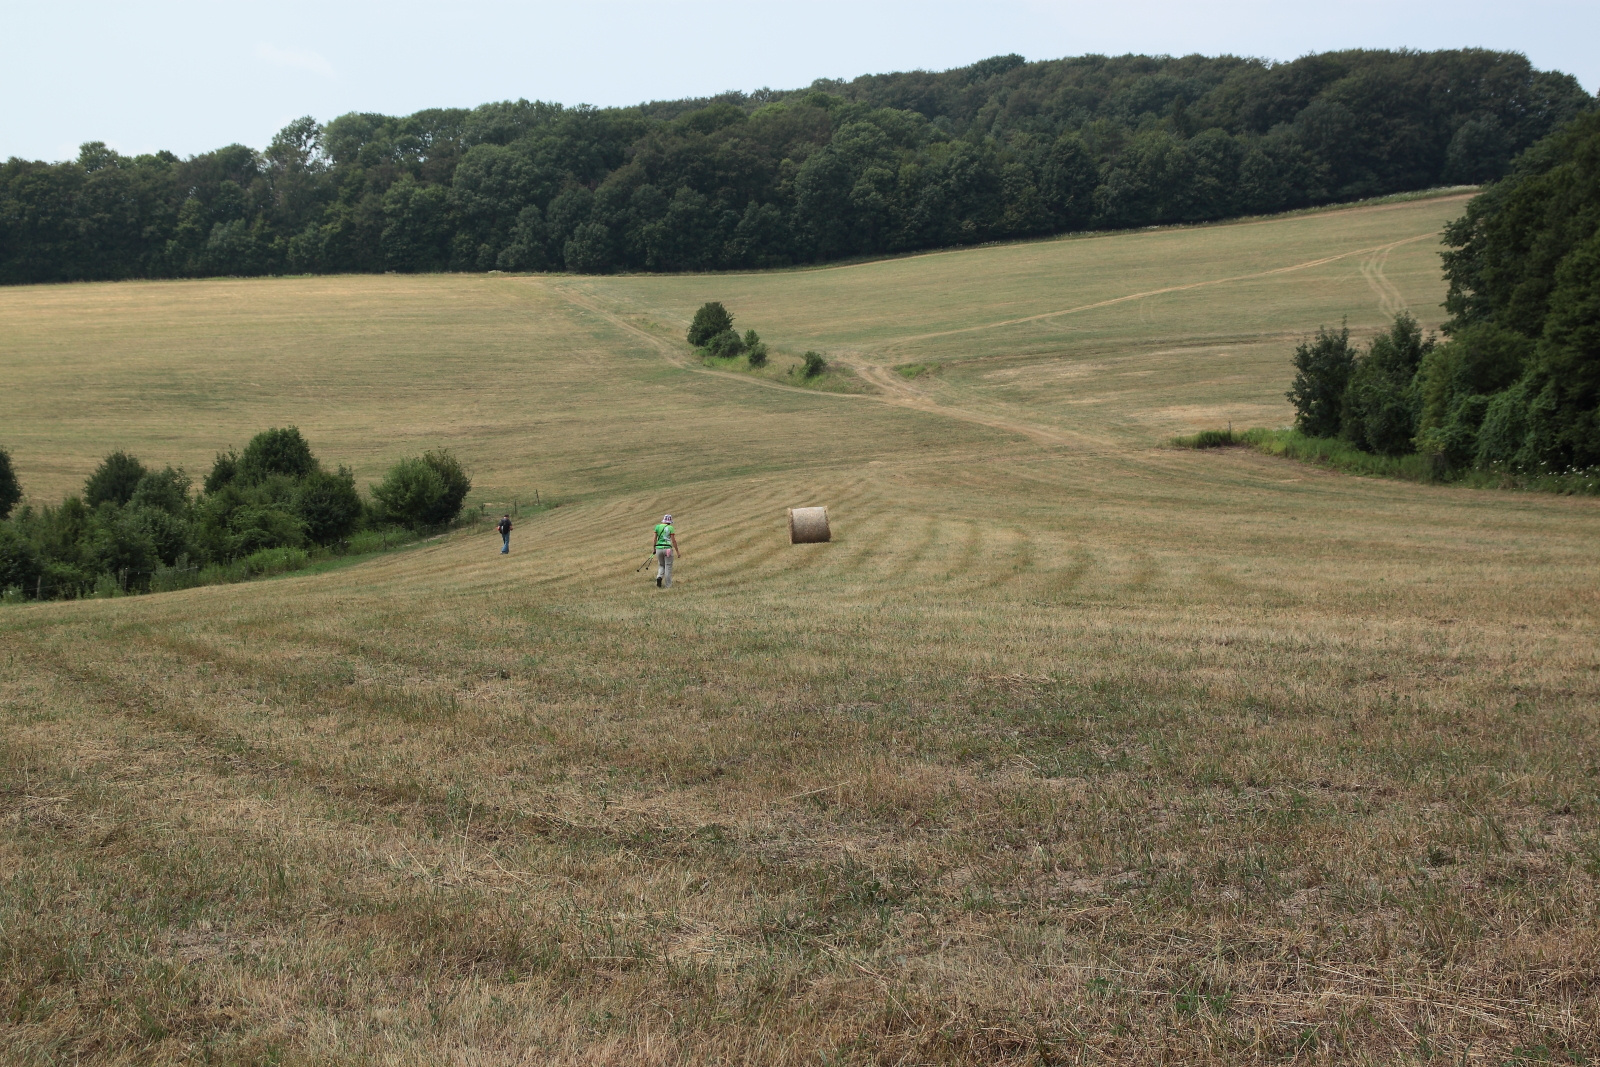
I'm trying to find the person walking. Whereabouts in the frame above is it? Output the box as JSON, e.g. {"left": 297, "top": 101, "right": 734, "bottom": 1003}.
{"left": 496, "top": 513, "right": 512, "bottom": 554}
{"left": 652, "top": 513, "right": 680, "bottom": 588}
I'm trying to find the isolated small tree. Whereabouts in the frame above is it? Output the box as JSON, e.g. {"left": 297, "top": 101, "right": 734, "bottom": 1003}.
{"left": 84, "top": 451, "right": 147, "bottom": 509}
{"left": 1286, "top": 324, "right": 1354, "bottom": 438}
{"left": 687, "top": 302, "right": 734, "bottom": 346}
{"left": 0, "top": 446, "right": 21, "bottom": 520}
{"left": 801, "top": 351, "right": 828, "bottom": 378}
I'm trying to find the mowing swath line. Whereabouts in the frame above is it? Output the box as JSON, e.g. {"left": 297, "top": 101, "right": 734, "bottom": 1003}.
{"left": 879, "top": 232, "right": 1442, "bottom": 349}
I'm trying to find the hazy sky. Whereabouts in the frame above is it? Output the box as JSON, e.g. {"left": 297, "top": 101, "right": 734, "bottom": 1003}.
{"left": 4, "top": 0, "right": 1596, "bottom": 162}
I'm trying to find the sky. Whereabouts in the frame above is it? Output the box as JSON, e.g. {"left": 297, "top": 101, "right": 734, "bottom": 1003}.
{"left": 3, "top": 0, "right": 1597, "bottom": 163}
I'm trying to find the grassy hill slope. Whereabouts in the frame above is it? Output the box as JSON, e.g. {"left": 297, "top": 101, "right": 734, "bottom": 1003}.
{"left": 3, "top": 193, "right": 1598, "bottom": 1064}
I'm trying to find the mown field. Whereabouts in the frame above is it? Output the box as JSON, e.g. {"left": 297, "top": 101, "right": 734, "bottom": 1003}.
{"left": 3, "top": 192, "right": 1599, "bottom": 1065}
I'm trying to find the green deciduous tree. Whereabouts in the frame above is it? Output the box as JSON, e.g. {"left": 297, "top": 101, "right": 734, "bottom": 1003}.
{"left": 370, "top": 450, "right": 472, "bottom": 529}
{"left": 84, "top": 451, "right": 147, "bottom": 508}
{"left": 130, "top": 466, "right": 192, "bottom": 516}
{"left": 1286, "top": 324, "right": 1355, "bottom": 438}
{"left": 294, "top": 466, "right": 364, "bottom": 544}
{"left": 237, "top": 427, "right": 320, "bottom": 484}
{"left": 1342, "top": 313, "right": 1434, "bottom": 456}
{"left": 687, "top": 302, "right": 734, "bottom": 346}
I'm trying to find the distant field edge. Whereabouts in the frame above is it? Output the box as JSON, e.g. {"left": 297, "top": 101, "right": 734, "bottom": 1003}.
{"left": 0, "top": 187, "right": 1482, "bottom": 291}
{"left": 1170, "top": 427, "right": 1600, "bottom": 496}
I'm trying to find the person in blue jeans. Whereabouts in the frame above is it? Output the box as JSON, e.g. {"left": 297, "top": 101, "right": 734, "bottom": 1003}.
{"left": 496, "top": 513, "right": 512, "bottom": 553}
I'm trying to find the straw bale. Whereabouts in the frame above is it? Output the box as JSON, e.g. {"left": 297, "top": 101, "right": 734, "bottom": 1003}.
{"left": 788, "top": 506, "right": 831, "bottom": 544}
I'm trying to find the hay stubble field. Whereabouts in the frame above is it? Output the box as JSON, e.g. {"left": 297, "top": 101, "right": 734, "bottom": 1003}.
{"left": 3, "top": 192, "right": 1599, "bottom": 1064}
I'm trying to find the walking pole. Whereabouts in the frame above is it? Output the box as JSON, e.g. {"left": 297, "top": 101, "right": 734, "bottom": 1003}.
{"left": 635, "top": 554, "right": 655, "bottom": 573}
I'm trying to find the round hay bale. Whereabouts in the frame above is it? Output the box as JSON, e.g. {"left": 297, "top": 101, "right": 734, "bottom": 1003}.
{"left": 788, "top": 506, "right": 831, "bottom": 544}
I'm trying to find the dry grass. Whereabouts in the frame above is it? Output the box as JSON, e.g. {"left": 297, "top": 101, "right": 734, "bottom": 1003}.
{"left": 3, "top": 194, "right": 1599, "bottom": 1064}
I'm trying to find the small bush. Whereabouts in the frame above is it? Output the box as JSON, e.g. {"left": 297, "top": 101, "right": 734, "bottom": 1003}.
{"left": 228, "top": 504, "right": 307, "bottom": 554}
{"left": 801, "top": 351, "right": 827, "bottom": 378}
{"left": 744, "top": 330, "right": 767, "bottom": 367}
{"left": 704, "top": 329, "right": 745, "bottom": 359}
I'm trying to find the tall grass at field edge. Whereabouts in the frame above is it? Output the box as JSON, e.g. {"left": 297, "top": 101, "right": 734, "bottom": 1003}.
{"left": 1170, "top": 427, "right": 1600, "bottom": 495}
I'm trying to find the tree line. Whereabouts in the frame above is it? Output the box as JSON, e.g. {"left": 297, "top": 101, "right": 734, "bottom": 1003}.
{"left": 0, "top": 429, "right": 472, "bottom": 600}
{"left": 3, "top": 49, "right": 1594, "bottom": 284}
{"left": 1286, "top": 110, "right": 1600, "bottom": 479}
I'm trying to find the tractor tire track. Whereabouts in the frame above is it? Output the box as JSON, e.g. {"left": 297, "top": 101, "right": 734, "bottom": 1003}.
{"left": 1360, "top": 243, "right": 1409, "bottom": 317}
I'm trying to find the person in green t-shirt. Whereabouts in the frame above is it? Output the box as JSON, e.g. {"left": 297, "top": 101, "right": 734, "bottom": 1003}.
{"left": 652, "top": 514, "right": 681, "bottom": 588}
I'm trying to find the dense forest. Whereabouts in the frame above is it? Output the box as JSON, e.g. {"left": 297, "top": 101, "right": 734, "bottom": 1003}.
{"left": 1286, "top": 110, "right": 1600, "bottom": 477}
{"left": 2, "top": 49, "right": 1594, "bottom": 283}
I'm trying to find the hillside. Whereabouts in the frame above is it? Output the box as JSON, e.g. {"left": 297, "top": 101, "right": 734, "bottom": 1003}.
{"left": 2, "top": 49, "right": 1593, "bottom": 284}
{"left": 3, "top": 195, "right": 1598, "bottom": 1063}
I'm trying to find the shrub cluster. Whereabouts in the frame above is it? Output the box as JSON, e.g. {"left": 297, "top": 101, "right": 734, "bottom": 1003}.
{"left": 688, "top": 302, "right": 769, "bottom": 367}
{"left": 0, "top": 430, "right": 472, "bottom": 601}
{"left": 1286, "top": 111, "right": 1600, "bottom": 479}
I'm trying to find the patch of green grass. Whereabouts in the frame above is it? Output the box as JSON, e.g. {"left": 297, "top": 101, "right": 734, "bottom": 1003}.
{"left": 895, "top": 362, "right": 940, "bottom": 380}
